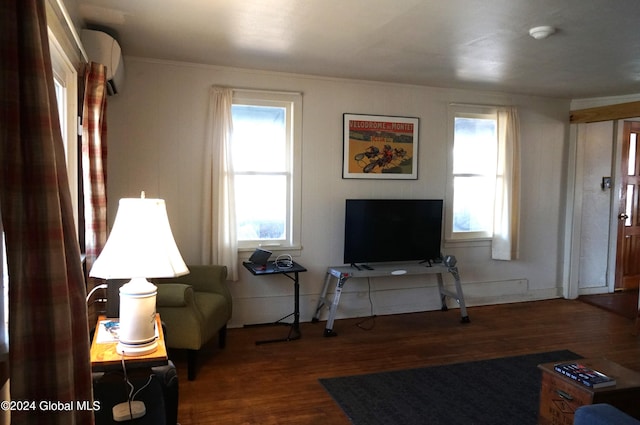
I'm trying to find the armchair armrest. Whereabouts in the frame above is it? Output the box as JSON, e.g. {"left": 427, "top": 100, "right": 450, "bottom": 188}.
{"left": 156, "top": 283, "right": 194, "bottom": 307}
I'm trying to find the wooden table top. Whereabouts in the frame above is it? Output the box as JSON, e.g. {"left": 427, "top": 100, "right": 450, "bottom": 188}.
{"left": 90, "top": 314, "right": 168, "bottom": 371}
{"left": 539, "top": 358, "right": 640, "bottom": 391}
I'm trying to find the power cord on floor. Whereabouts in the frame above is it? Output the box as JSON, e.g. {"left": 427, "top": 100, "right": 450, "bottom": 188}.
{"left": 355, "top": 278, "right": 376, "bottom": 331}
{"left": 112, "top": 355, "right": 153, "bottom": 422}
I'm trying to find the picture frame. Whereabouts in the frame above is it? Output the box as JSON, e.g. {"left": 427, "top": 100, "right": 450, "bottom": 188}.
{"left": 342, "top": 113, "right": 419, "bottom": 179}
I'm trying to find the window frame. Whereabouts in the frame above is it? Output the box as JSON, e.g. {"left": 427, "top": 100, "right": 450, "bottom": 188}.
{"left": 48, "top": 28, "right": 79, "bottom": 235}
{"left": 231, "top": 90, "right": 302, "bottom": 252}
{"left": 0, "top": 219, "right": 6, "bottom": 353}
{"left": 445, "top": 105, "right": 498, "bottom": 242}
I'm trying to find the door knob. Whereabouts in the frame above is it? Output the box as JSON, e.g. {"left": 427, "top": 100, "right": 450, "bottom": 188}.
{"left": 619, "top": 213, "right": 629, "bottom": 220}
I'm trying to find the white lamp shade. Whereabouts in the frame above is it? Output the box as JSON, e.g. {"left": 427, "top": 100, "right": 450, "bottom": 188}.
{"left": 89, "top": 197, "right": 189, "bottom": 279}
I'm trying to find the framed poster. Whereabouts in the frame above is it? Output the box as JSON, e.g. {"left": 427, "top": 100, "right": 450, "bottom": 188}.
{"left": 342, "top": 113, "right": 419, "bottom": 179}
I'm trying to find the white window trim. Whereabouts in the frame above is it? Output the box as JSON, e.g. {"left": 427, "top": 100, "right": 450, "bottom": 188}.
{"left": 232, "top": 90, "right": 302, "bottom": 254}
{"left": 445, "top": 104, "right": 498, "bottom": 242}
{"left": 0, "top": 219, "right": 7, "bottom": 355}
{"left": 49, "top": 28, "right": 79, "bottom": 235}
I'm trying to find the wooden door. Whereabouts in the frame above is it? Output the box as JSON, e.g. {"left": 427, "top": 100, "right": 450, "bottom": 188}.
{"left": 615, "top": 121, "right": 640, "bottom": 290}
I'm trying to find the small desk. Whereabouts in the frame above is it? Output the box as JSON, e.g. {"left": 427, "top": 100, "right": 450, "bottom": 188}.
{"left": 312, "top": 262, "right": 469, "bottom": 337}
{"left": 243, "top": 260, "right": 307, "bottom": 345}
{"left": 90, "top": 314, "right": 168, "bottom": 372}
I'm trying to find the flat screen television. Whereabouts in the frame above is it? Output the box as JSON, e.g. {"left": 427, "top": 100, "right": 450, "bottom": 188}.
{"left": 343, "top": 199, "right": 443, "bottom": 265}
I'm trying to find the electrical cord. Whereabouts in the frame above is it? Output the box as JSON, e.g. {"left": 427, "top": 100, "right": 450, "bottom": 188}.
{"left": 120, "top": 354, "right": 154, "bottom": 419}
{"left": 131, "top": 376, "right": 153, "bottom": 401}
{"left": 86, "top": 283, "right": 107, "bottom": 303}
{"left": 355, "top": 278, "right": 376, "bottom": 331}
{"left": 120, "top": 355, "right": 134, "bottom": 419}
{"left": 274, "top": 254, "right": 293, "bottom": 269}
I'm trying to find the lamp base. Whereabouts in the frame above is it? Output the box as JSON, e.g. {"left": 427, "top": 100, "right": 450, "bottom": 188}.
{"left": 116, "top": 339, "right": 158, "bottom": 357}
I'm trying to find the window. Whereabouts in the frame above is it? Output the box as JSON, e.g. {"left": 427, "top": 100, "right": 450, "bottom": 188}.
{"left": 48, "top": 29, "right": 79, "bottom": 233}
{"left": 447, "top": 106, "right": 498, "bottom": 240}
{"left": 1, "top": 219, "right": 6, "bottom": 351}
{"left": 231, "top": 91, "right": 302, "bottom": 250}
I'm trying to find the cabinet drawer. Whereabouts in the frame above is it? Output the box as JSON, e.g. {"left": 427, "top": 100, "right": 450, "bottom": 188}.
{"left": 539, "top": 373, "right": 593, "bottom": 425}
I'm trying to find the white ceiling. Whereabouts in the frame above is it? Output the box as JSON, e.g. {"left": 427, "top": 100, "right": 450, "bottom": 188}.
{"left": 76, "top": 0, "right": 640, "bottom": 99}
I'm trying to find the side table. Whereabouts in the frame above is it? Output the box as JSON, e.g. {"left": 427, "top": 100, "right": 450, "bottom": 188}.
{"left": 242, "top": 260, "right": 307, "bottom": 345}
{"left": 90, "top": 314, "right": 168, "bottom": 371}
{"left": 90, "top": 314, "right": 176, "bottom": 424}
{"left": 538, "top": 358, "right": 640, "bottom": 425}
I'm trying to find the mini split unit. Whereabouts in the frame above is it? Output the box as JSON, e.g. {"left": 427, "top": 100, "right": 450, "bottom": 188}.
{"left": 81, "top": 29, "right": 125, "bottom": 95}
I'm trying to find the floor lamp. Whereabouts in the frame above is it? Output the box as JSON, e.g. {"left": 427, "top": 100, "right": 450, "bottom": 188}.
{"left": 89, "top": 193, "right": 189, "bottom": 356}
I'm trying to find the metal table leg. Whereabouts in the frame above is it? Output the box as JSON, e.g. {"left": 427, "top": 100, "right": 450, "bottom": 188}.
{"left": 436, "top": 267, "right": 470, "bottom": 323}
{"left": 324, "top": 275, "right": 348, "bottom": 337}
{"left": 252, "top": 271, "right": 303, "bottom": 344}
{"left": 312, "top": 271, "right": 333, "bottom": 323}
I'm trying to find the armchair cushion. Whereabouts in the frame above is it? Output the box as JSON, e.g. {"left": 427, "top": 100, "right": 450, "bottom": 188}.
{"left": 153, "top": 265, "right": 232, "bottom": 380}
{"left": 195, "top": 292, "right": 231, "bottom": 330}
{"left": 168, "top": 265, "right": 230, "bottom": 299}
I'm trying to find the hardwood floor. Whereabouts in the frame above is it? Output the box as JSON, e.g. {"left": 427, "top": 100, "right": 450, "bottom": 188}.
{"left": 580, "top": 289, "right": 638, "bottom": 320}
{"left": 170, "top": 299, "right": 640, "bottom": 425}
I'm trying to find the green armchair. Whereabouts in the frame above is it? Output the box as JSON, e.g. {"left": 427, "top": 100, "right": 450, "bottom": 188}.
{"left": 154, "top": 265, "right": 232, "bottom": 380}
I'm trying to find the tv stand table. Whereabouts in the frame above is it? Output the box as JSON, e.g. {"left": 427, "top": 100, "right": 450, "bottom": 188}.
{"left": 312, "top": 261, "right": 469, "bottom": 337}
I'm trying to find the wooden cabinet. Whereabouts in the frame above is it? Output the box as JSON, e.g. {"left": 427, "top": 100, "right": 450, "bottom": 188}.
{"left": 538, "top": 358, "right": 640, "bottom": 425}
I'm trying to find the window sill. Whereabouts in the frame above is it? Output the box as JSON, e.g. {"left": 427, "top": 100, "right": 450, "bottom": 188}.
{"left": 238, "top": 245, "right": 302, "bottom": 260}
{"left": 444, "top": 238, "right": 491, "bottom": 249}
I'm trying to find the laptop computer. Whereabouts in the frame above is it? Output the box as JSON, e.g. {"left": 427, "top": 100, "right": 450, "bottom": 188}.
{"left": 248, "top": 248, "right": 272, "bottom": 268}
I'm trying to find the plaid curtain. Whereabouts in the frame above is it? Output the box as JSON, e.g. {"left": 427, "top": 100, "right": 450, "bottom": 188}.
{"left": 0, "top": 1, "right": 94, "bottom": 424}
{"left": 82, "top": 62, "right": 108, "bottom": 297}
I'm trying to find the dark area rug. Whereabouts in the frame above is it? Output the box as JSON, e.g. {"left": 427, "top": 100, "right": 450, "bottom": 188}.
{"left": 319, "top": 350, "right": 582, "bottom": 425}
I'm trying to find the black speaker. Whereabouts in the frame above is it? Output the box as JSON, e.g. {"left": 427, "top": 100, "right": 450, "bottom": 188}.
{"left": 105, "top": 279, "right": 127, "bottom": 318}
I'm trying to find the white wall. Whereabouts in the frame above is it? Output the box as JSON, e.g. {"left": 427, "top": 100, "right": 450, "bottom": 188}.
{"left": 107, "top": 57, "right": 571, "bottom": 327}
{"left": 576, "top": 121, "right": 615, "bottom": 291}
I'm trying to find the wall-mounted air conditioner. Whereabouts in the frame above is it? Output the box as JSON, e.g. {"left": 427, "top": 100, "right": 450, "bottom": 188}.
{"left": 81, "top": 29, "right": 125, "bottom": 95}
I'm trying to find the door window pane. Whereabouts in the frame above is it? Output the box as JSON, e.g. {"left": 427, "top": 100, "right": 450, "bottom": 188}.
{"left": 628, "top": 133, "right": 637, "bottom": 176}
{"left": 626, "top": 185, "right": 634, "bottom": 227}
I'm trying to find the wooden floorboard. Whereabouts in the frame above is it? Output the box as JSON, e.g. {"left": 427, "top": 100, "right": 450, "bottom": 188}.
{"left": 579, "top": 289, "right": 638, "bottom": 320}
{"left": 170, "top": 299, "right": 640, "bottom": 424}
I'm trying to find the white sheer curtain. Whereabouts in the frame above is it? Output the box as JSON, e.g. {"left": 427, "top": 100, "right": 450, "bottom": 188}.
{"left": 492, "top": 107, "right": 521, "bottom": 260}
{"left": 202, "top": 86, "right": 239, "bottom": 280}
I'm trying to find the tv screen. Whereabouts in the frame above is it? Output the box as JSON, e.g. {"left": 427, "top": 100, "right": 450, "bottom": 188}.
{"left": 343, "top": 199, "right": 443, "bottom": 264}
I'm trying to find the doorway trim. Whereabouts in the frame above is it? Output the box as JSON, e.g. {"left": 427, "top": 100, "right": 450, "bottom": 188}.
{"left": 564, "top": 118, "right": 638, "bottom": 299}
{"left": 607, "top": 120, "right": 623, "bottom": 292}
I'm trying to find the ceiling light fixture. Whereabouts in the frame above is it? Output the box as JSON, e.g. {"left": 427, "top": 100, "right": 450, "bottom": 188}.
{"left": 529, "top": 26, "right": 556, "bottom": 40}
